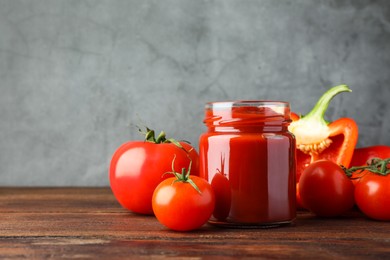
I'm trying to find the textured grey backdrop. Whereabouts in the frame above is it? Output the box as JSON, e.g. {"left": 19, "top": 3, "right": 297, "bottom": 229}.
{"left": 1, "top": 0, "right": 389, "bottom": 186}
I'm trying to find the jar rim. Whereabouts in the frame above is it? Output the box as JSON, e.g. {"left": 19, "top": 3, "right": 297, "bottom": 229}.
{"left": 205, "top": 100, "right": 289, "bottom": 109}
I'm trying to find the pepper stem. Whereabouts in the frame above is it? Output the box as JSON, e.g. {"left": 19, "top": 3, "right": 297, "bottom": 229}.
{"left": 303, "top": 84, "right": 351, "bottom": 124}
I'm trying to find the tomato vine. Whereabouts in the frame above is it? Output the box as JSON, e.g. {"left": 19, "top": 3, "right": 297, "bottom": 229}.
{"left": 343, "top": 158, "right": 390, "bottom": 177}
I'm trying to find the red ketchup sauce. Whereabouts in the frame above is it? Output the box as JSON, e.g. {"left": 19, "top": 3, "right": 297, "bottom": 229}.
{"left": 199, "top": 101, "right": 296, "bottom": 228}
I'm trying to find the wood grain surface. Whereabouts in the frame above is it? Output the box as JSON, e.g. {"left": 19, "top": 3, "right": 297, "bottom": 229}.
{"left": 0, "top": 188, "right": 389, "bottom": 259}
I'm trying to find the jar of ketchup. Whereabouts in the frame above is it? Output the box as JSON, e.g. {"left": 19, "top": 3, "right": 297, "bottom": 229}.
{"left": 199, "top": 101, "right": 296, "bottom": 228}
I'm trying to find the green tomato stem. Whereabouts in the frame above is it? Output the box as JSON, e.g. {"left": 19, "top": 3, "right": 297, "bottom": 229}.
{"left": 138, "top": 126, "right": 184, "bottom": 150}
{"left": 343, "top": 158, "right": 390, "bottom": 177}
{"left": 165, "top": 155, "right": 202, "bottom": 194}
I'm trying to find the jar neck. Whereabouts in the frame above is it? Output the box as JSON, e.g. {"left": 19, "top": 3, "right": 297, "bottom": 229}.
{"left": 203, "top": 101, "right": 291, "bottom": 133}
{"left": 208, "top": 125, "right": 289, "bottom": 133}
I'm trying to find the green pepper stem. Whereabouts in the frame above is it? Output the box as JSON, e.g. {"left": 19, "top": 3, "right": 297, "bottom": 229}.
{"left": 303, "top": 85, "right": 351, "bottom": 124}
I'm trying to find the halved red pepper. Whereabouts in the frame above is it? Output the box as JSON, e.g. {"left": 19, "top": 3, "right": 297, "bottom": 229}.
{"left": 289, "top": 85, "right": 359, "bottom": 207}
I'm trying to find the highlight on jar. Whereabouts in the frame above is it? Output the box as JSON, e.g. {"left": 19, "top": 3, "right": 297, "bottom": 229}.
{"left": 199, "top": 101, "right": 296, "bottom": 228}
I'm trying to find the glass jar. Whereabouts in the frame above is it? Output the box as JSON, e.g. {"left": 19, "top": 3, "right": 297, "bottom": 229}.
{"left": 199, "top": 101, "right": 296, "bottom": 228}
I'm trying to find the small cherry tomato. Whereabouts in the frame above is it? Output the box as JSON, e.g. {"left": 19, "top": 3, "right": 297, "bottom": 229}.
{"left": 211, "top": 172, "right": 231, "bottom": 220}
{"left": 299, "top": 160, "right": 355, "bottom": 217}
{"left": 210, "top": 155, "right": 231, "bottom": 221}
{"left": 152, "top": 158, "right": 215, "bottom": 231}
{"left": 354, "top": 172, "right": 390, "bottom": 221}
{"left": 295, "top": 183, "right": 305, "bottom": 210}
{"left": 350, "top": 158, "right": 390, "bottom": 221}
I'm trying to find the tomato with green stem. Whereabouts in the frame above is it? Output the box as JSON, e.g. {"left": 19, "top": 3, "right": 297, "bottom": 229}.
{"left": 109, "top": 127, "right": 199, "bottom": 215}
{"left": 299, "top": 160, "right": 355, "bottom": 217}
{"left": 344, "top": 158, "right": 390, "bottom": 221}
{"left": 152, "top": 156, "right": 215, "bottom": 231}
{"left": 210, "top": 154, "right": 231, "bottom": 221}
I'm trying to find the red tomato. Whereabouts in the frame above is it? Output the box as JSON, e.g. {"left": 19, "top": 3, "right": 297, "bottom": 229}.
{"left": 211, "top": 172, "right": 231, "bottom": 220}
{"left": 354, "top": 171, "right": 390, "bottom": 221}
{"left": 152, "top": 175, "right": 215, "bottom": 231}
{"left": 110, "top": 140, "right": 199, "bottom": 215}
{"left": 295, "top": 183, "right": 305, "bottom": 210}
{"left": 299, "top": 160, "right": 355, "bottom": 217}
{"left": 295, "top": 151, "right": 311, "bottom": 209}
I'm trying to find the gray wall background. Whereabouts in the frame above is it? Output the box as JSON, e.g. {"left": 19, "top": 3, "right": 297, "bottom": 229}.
{"left": 1, "top": 0, "right": 389, "bottom": 186}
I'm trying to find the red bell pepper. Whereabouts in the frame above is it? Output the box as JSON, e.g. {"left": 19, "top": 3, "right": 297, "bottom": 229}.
{"left": 350, "top": 145, "right": 390, "bottom": 166}
{"left": 289, "top": 85, "right": 359, "bottom": 208}
{"left": 289, "top": 85, "right": 359, "bottom": 181}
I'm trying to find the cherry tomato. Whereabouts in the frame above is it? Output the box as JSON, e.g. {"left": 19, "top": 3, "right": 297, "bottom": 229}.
{"left": 354, "top": 171, "right": 390, "bottom": 221}
{"left": 152, "top": 174, "right": 215, "bottom": 231}
{"left": 109, "top": 129, "right": 199, "bottom": 215}
{"left": 299, "top": 160, "right": 355, "bottom": 217}
{"left": 295, "top": 151, "right": 311, "bottom": 209}
{"left": 295, "top": 183, "right": 305, "bottom": 209}
{"left": 211, "top": 172, "right": 231, "bottom": 220}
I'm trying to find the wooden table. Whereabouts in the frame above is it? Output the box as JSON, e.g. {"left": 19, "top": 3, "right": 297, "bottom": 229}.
{"left": 0, "top": 188, "right": 389, "bottom": 259}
